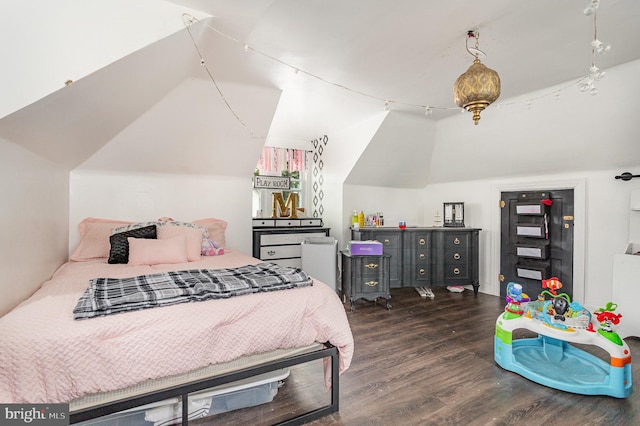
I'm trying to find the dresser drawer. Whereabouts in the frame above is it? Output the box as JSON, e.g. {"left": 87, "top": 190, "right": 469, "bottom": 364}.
{"left": 252, "top": 219, "right": 275, "bottom": 227}
{"left": 353, "top": 277, "right": 386, "bottom": 294}
{"left": 299, "top": 218, "right": 323, "bottom": 227}
{"left": 444, "top": 264, "right": 469, "bottom": 280}
{"left": 444, "top": 233, "right": 471, "bottom": 249}
{"left": 414, "top": 250, "right": 429, "bottom": 263}
{"left": 444, "top": 245, "right": 470, "bottom": 281}
{"left": 275, "top": 219, "right": 301, "bottom": 227}
{"left": 444, "top": 246, "right": 470, "bottom": 263}
{"left": 260, "top": 244, "right": 302, "bottom": 260}
{"left": 354, "top": 256, "right": 387, "bottom": 277}
{"left": 261, "top": 232, "right": 327, "bottom": 245}
{"left": 406, "top": 232, "right": 431, "bottom": 249}
{"left": 269, "top": 258, "right": 302, "bottom": 268}
{"left": 374, "top": 233, "right": 401, "bottom": 249}
{"left": 410, "top": 264, "right": 431, "bottom": 282}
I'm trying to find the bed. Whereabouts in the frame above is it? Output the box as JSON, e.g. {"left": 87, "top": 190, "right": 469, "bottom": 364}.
{"left": 0, "top": 217, "right": 354, "bottom": 425}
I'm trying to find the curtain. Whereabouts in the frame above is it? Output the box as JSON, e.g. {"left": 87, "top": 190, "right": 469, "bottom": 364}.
{"left": 256, "top": 147, "right": 309, "bottom": 174}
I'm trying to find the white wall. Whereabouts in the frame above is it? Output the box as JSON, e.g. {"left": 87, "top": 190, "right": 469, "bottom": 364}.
{"left": 0, "top": 140, "right": 69, "bottom": 317}
{"left": 70, "top": 171, "right": 253, "bottom": 255}
{"left": 430, "top": 60, "right": 640, "bottom": 184}
{"left": 583, "top": 171, "right": 640, "bottom": 304}
{"left": 342, "top": 184, "right": 425, "bottom": 249}
{"left": 320, "top": 113, "right": 388, "bottom": 248}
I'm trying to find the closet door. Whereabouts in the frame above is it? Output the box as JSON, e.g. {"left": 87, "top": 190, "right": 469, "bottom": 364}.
{"left": 499, "top": 190, "right": 574, "bottom": 300}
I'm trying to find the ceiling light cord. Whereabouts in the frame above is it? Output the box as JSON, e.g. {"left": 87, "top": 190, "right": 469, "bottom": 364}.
{"left": 182, "top": 13, "right": 452, "bottom": 115}
{"left": 465, "top": 29, "right": 483, "bottom": 59}
{"left": 183, "top": 14, "right": 264, "bottom": 139}
{"left": 182, "top": 7, "right": 609, "bottom": 121}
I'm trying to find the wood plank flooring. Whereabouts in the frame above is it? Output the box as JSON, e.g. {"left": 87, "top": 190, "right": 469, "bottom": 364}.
{"left": 195, "top": 287, "right": 639, "bottom": 425}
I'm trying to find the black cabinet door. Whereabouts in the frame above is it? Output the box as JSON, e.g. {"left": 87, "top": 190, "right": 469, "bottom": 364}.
{"left": 403, "top": 231, "right": 432, "bottom": 287}
{"left": 500, "top": 190, "right": 574, "bottom": 300}
{"left": 432, "top": 229, "right": 479, "bottom": 292}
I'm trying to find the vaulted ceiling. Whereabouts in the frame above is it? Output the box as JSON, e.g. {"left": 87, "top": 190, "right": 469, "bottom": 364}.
{"left": 168, "top": 0, "right": 640, "bottom": 131}
{"left": 1, "top": 1, "right": 640, "bottom": 183}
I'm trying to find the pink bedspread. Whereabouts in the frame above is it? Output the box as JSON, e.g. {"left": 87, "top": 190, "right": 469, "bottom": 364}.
{"left": 0, "top": 251, "right": 354, "bottom": 404}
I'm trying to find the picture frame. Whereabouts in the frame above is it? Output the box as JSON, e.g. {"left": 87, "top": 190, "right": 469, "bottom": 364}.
{"left": 443, "top": 202, "right": 465, "bottom": 227}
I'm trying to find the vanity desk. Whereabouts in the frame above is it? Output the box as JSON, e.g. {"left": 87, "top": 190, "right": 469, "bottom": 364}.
{"left": 252, "top": 218, "right": 329, "bottom": 268}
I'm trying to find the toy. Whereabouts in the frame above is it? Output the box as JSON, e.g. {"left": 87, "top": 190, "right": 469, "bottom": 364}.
{"left": 494, "top": 280, "right": 633, "bottom": 398}
{"left": 594, "top": 302, "right": 623, "bottom": 345}
{"left": 201, "top": 239, "right": 225, "bottom": 256}
{"left": 504, "top": 282, "right": 530, "bottom": 319}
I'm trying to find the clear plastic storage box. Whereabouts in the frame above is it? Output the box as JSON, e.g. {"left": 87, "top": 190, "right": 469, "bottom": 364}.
{"left": 77, "top": 368, "right": 290, "bottom": 425}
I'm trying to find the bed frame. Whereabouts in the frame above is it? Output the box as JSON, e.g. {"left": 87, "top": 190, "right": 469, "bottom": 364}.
{"left": 69, "top": 343, "right": 339, "bottom": 425}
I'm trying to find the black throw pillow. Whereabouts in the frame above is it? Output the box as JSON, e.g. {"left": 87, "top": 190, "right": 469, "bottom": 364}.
{"left": 108, "top": 225, "right": 157, "bottom": 264}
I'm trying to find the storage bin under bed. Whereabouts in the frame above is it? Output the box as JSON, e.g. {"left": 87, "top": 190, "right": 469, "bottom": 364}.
{"left": 76, "top": 368, "right": 290, "bottom": 426}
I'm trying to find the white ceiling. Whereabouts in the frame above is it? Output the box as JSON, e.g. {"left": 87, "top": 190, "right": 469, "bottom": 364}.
{"left": 167, "top": 0, "right": 640, "bottom": 141}
{"left": 2, "top": 0, "right": 639, "bottom": 183}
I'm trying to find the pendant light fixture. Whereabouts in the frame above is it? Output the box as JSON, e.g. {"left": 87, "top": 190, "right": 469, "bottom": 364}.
{"left": 453, "top": 30, "right": 501, "bottom": 125}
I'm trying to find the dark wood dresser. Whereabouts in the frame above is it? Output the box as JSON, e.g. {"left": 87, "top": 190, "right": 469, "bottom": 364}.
{"left": 350, "top": 227, "right": 480, "bottom": 293}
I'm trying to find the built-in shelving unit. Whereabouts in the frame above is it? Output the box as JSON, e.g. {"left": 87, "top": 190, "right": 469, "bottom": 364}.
{"left": 612, "top": 189, "right": 640, "bottom": 338}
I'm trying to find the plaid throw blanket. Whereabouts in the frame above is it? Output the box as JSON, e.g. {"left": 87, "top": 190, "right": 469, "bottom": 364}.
{"left": 73, "top": 263, "right": 312, "bottom": 320}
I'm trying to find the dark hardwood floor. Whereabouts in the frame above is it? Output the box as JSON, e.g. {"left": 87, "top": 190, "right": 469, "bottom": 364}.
{"left": 195, "top": 287, "right": 639, "bottom": 425}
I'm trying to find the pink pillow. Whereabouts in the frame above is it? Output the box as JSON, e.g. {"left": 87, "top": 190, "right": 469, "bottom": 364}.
{"left": 71, "top": 218, "right": 133, "bottom": 261}
{"left": 127, "top": 236, "right": 188, "bottom": 266}
{"left": 192, "top": 218, "right": 227, "bottom": 248}
{"left": 157, "top": 225, "right": 203, "bottom": 261}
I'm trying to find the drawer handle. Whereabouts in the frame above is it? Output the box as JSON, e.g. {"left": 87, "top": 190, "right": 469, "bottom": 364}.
{"left": 365, "top": 281, "right": 378, "bottom": 287}
{"left": 419, "top": 268, "right": 426, "bottom": 275}
{"left": 453, "top": 267, "right": 460, "bottom": 275}
{"left": 453, "top": 253, "right": 461, "bottom": 260}
{"left": 383, "top": 239, "right": 390, "bottom": 245}
{"left": 419, "top": 238, "right": 426, "bottom": 245}
{"left": 419, "top": 253, "right": 426, "bottom": 260}
{"left": 267, "top": 250, "right": 276, "bottom": 256}
{"left": 453, "top": 237, "right": 461, "bottom": 245}
{"left": 365, "top": 263, "right": 379, "bottom": 269}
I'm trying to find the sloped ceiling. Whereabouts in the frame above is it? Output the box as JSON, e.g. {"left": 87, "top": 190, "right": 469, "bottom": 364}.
{"left": 169, "top": 0, "right": 640, "bottom": 123}
{"left": 0, "top": 28, "right": 199, "bottom": 169}
{"left": 345, "top": 111, "right": 436, "bottom": 188}
{"left": 1, "top": 1, "right": 640, "bottom": 185}
{"left": 78, "top": 77, "right": 281, "bottom": 177}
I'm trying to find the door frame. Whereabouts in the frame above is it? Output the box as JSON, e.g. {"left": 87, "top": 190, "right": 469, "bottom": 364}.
{"left": 490, "top": 177, "right": 586, "bottom": 302}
